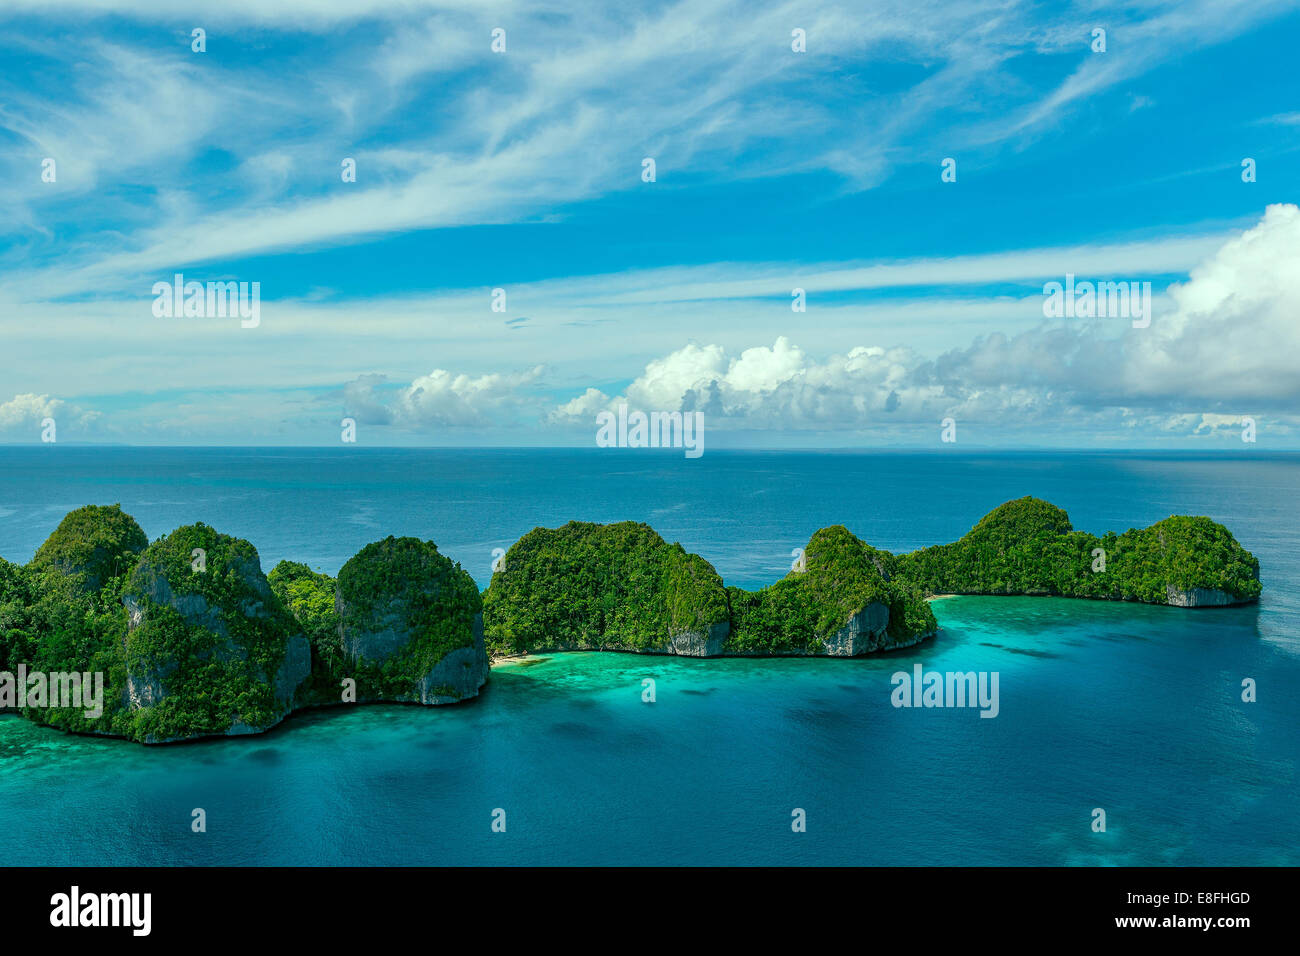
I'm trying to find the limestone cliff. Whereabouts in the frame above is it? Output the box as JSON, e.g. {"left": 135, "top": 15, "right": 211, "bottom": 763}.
{"left": 335, "top": 536, "right": 487, "bottom": 704}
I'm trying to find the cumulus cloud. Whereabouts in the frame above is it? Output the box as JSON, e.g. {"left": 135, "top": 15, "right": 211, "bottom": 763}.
{"left": 0, "top": 392, "right": 100, "bottom": 437}
{"left": 344, "top": 366, "right": 546, "bottom": 428}
{"left": 18, "top": 202, "right": 1288, "bottom": 446}
{"left": 341, "top": 373, "right": 394, "bottom": 425}
{"left": 548, "top": 387, "right": 611, "bottom": 424}
{"left": 0, "top": 392, "right": 63, "bottom": 427}
{"left": 917, "top": 204, "right": 1300, "bottom": 416}
{"left": 546, "top": 204, "right": 1300, "bottom": 438}
{"left": 549, "top": 337, "right": 942, "bottom": 429}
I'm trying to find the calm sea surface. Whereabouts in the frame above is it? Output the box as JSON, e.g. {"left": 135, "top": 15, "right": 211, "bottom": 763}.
{"left": 1, "top": 448, "right": 1295, "bottom": 865}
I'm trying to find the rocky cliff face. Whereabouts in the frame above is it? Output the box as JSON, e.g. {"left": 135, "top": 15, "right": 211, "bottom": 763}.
{"left": 337, "top": 601, "right": 414, "bottom": 662}
{"left": 821, "top": 602, "right": 892, "bottom": 656}
{"left": 482, "top": 521, "right": 732, "bottom": 657}
{"left": 415, "top": 616, "right": 490, "bottom": 703}
{"left": 666, "top": 621, "right": 730, "bottom": 657}
{"left": 275, "top": 633, "right": 313, "bottom": 705}
{"left": 336, "top": 536, "right": 487, "bottom": 704}
{"left": 725, "top": 526, "right": 938, "bottom": 656}
{"left": 1164, "top": 585, "right": 1242, "bottom": 607}
{"left": 123, "top": 573, "right": 312, "bottom": 714}
{"left": 118, "top": 524, "right": 311, "bottom": 743}
{"left": 337, "top": 605, "right": 489, "bottom": 705}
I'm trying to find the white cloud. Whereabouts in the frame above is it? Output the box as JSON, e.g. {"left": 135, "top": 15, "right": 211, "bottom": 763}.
{"left": 1120, "top": 203, "right": 1300, "bottom": 403}
{"left": 0, "top": 393, "right": 63, "bottom": 427}
{"left": 345, "top": 365, "right": 546, "bottom": 428}
{"left": 540, "top": 204, "right": 1300, "bottom": 438}
{"left": 0, "top": 392, "right": 101, "bottom": 438}
{"left": 548, "top": 387, "right": 610, "bottom": 423}
{"left": 5, "top": 204, "right": 1295, "bottom": 444}
{"left": 4, "top": 0, "right": 1284, "bottom": 298}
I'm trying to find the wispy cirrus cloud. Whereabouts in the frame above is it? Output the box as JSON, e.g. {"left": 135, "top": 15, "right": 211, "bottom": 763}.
{"left": 1, "top": 1, "right": 1297, "bottom": 445}
{"left": 3, "top": 0, "right": 1288, "bottom": 291}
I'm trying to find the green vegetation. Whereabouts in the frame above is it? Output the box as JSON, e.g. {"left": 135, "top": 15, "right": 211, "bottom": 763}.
{"left": 30, "top": 504, "right": 148, "bottom": 592}
{"left": 111, "top": 523, "right": 307, "bottom": 742}
{"left": 8, "top": 512, "right": 312, "bottom": 742}
{"left": 483, "top": 502, "right": 1257, "bottom": 658}
{"left": 482, "top": 521, "right": 934, "bottom": 656}
{"left": 0, "top": 558, "right": 34, "bottom": 675}
{"left": 893, "top": 497, "right": 1262, "bottom": 604}
{"left": 1104, "top": 515, "right": 1263, "bottom": 603}
{"left": 481, "top": 521, "right": 729, "bottom": 655}
{"left": 13, "top": 506, "right": 145, "bottom": 734}
{"left": 336, "top": 536, "right": 482, "bottom": 700}
{"left": 2, "top": 497, "right": 1262, "bottom": 744}
{"left": 727, "top": 526, "right": 935, "bottom": 653}
{"left": 268, "top": 560, "right": 344, "bottom": 703}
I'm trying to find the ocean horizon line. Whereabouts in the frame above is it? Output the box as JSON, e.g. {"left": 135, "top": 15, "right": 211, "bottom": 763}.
{"left": 2, "top": 443, "right": 1298, "bottom": 455}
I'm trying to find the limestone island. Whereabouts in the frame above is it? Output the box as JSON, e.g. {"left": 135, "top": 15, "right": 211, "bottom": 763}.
{"left": 0, "top": 497, "right": 1260, "bottom": 744}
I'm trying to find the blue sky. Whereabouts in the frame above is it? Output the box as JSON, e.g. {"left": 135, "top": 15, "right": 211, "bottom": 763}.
{"left": 1, "top": 0, "right": 1298, "bottom": 447}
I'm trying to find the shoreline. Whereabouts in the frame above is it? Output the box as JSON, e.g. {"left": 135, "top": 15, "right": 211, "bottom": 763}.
{"left": 8, "top": 497, "right": 1259, "bottom": 747}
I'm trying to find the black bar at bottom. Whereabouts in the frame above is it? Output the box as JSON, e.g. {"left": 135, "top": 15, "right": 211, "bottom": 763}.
{"left": 1, "top": 865, "right": 1284, "bottom": 942}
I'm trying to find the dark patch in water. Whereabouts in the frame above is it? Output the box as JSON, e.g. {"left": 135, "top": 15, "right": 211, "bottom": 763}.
{"left": 978, "top": 641, "right": 1060, "bottom": 658}
{"left": 549, "top": 721, "right": 594, "bottom": 736}
{"left": 246, "top": 747, "right": 281, "bottom": 763}
{"left": 680, "top": 688, "right": 716, "bottom": 696}
{"left": 784, "top": 705, "right": 843, "bottom": 725}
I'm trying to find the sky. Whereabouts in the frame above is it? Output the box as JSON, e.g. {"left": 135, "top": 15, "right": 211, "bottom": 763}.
{"left": 1, "top": 0, "right": 1298, "bottom": 448}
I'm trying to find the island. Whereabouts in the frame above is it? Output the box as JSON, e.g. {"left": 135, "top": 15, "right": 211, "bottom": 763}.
{"left": 481, "top": 520, "right": 937, "bottom": 657}
{"left": 0, "top": 497, "right": 1260, "bottom": 744}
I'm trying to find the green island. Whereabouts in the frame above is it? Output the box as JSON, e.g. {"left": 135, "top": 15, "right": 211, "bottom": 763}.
{"left": 0, "top": 497, "right": 1260, "bottom": 744}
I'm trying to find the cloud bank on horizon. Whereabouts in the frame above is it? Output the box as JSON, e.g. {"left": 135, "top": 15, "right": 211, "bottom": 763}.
{"left": 1, "top": 0, "right": 1298, "bottom": 447}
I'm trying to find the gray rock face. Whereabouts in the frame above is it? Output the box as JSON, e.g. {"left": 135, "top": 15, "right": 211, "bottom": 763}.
{"left": 275, "top": 634, "right": 313, "bottom": 705}
{"left": 822, "top": 602, "right": 891, "bottom": 656}
{"left": 415, "top": 615, "right": 490, "bottom": 703}
{"left": 122, "top": 591, "right": 239, "bottom": 711}
{"left": 127, "top": 555, "right": 274, "bottom": 639}
{"left": 514, "top": 607, "right": 935, "bottom": 659}
{"left": 125, "top": 664, "right": 169, "bottom": 709}
{"left": 336, "top": 599, "right": 414, "bottom": 663}
{"left": 666, "top": 621, "right": 730, "bottom": 657}
{"left": 120, "top": 554, "right": 312, "bottom": 727}
{"left": 1164, "top": 585, "right": 1241, "bottom": 607}
{"left": 338, "top": 587, "right": 489, "bottom": 704}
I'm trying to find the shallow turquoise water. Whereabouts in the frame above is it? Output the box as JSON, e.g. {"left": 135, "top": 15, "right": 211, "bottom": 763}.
{"left": 1, "top": 595, "right": 1293, "bottom": 865}
{"left": 0, "top": 449, "right": 1296, "bottom": 865}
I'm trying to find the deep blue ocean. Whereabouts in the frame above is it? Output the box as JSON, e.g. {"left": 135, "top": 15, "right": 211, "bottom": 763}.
{"left": 1, "top": 448, "right": 1296, "bottom": 865}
